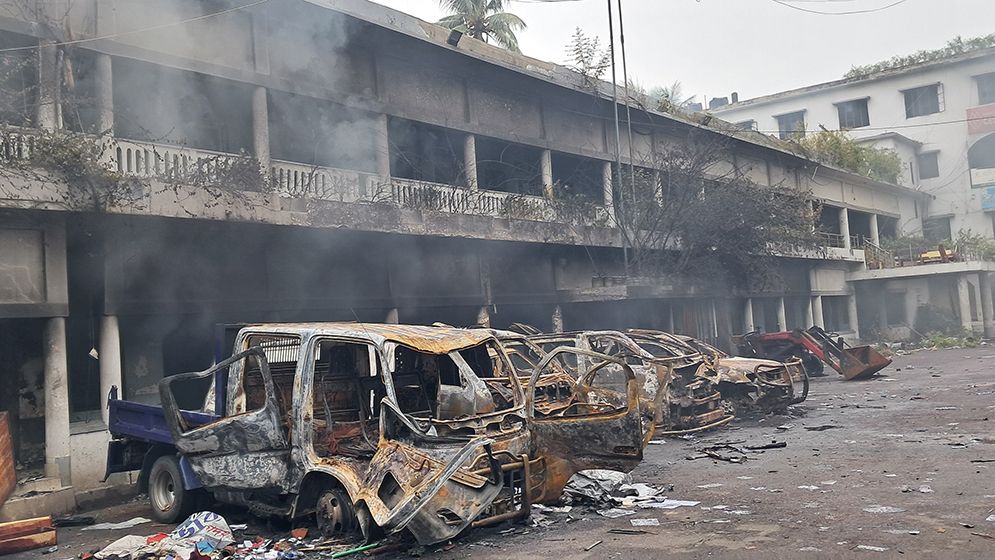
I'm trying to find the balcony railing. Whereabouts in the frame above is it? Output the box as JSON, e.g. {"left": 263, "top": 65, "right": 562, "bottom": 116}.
{"left": 1, "top": 129, "right": 605, "bottom": 225}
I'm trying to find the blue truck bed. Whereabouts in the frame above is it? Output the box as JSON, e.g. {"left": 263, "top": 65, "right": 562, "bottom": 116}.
{"left": 108, "top": 399, "right": 219, "bottom": 444}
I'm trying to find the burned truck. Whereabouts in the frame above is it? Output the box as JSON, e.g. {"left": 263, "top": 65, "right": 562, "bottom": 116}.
{"left": 520, "top": 330, "right": 734, "bottom": 436}
{"left": 105, "top": 323, "right": 645, "bottom": 545}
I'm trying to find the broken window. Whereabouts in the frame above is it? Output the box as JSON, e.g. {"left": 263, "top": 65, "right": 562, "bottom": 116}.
{"left": 904, "top": 84, "right": 943, "bottom": 118}
{"left": 978, "top": 72, "right": 995, "bottom": 105}
{"left": 775, "top": 110, "right": 805, "bottom": 140}
{"left": 239, "top": 334, "right": 302, "bottom": 420}
{"left": 114, "top": 58, "right": 254, "bottom": 153}
{"left": 918, "top": 151, "right": 940, "bottom": 180}
{"left": 474, "top": 136, "right": 542, "bottom": 195}
{"left": 311, "top": 339, "right": 382, "bottom": 458}
{"left": 269, "top": 91, "right": 378, "bottom": 172}
{"left": 552, "top": 152, "right": 604, "bottom": 203}
{"left": 923, "top": 216, "right": 952, "bottom": 243}
{"left": 821, "top": 296, "right": 851, "bottom": 333}
{"left": 387, "top": 341, "right": 515, "bottom": 423}
{"left": 0, "top": 32, "right": 35, "bottom": 127}
{"left": 388, "top": 117, "right": 466, "bottom": 185}
{"left": 836, "top": 98, "right": 870, "bottom": 129}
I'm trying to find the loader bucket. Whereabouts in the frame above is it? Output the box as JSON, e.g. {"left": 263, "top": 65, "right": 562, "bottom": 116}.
{"left": 840, "top": 345, "right": 892, "bottom": 380}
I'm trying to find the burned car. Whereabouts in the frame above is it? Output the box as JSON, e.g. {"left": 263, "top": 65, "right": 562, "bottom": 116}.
{"left": 628, "top": 329, "right": 808, "bottom": 413}
{"left": 107, "top": 323, "right": 645, "bottom": 545}
{"left": 520, "top": 329, "right": 734, "bottom": 436}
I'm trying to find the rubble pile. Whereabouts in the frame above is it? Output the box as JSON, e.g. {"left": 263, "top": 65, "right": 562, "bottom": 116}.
{"left": 92, "top": 512, "right": 376, "bottom": 560}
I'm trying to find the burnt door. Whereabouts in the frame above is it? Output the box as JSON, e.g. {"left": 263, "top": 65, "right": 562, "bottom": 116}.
{"left": 526, "top": 347, "right": 647, "bottom": 504}
{"left": 160, "top": 345, "right": 292, "bottom": 492}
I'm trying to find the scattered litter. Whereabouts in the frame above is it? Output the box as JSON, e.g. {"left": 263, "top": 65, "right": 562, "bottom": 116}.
{"left": 960, "top": 523, "right": 975, "bottom": 529}
{"left": 820, "top": 481, "right": 838, "bottom": 486}
{"left": 777, "top": 424, "right": 794, "bottom": 431}
{"left": 863, "top": 506, "right": 906, "bottom": 514}
{"left": 697, "top": 483, "right": 723, "bottom": 489}
{"left": 971, "top": 532, "right": 995, "bottom": 540}
{"left": 918, "top": 485, "right": 933, "bottom": 493}
{"left": 746, "top": 441, "right": 787, "bottom": 451}
{"left": 797, "top": 485, "right": 820, "bottom": 491}
{"left": 640, "top": 499, "right": 700, "bottom": 510}
{"left": 596, "top": 508, "right": 635, "bottom": 518}
{"left": 95, "top": 512, "right": 234, "bottom": 560}
{"left": 986, "top": 514, "right": 995, "bottom": 522}
{"left": 584, "top": 541, "right": 602, "bottom": 551}
{"left": 607, "top": 528, "right": 653, "bottom": 535}
{"left": 630, "top": 518, "right": 660, "bottom": 527}
{"left": 53, "top": 516, "right": 95, "bottom": 527}
{"left": 798, "top": 546, "right": 822, "bottom": 552}
{"left": 855, "top": 544, "right": 889, "bottom": 552}
{"left": 82, "top": 517, "right": 152, "bottom": 531}
{"left": 736, "top": 476, "right": 753, "bottom": 480}
{"left": 935, "top": 406, "right": 958, "bottom": 410}
{"left": 805, "top": 425, "right": 843, "bottom": 431}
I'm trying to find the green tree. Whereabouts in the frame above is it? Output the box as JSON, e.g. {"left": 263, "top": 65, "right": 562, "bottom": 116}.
{"left": 437, "top": 0, "right": 527, "bottom": 53}
{"left": 795, "top": 129, "right": 902, "bottom": 184}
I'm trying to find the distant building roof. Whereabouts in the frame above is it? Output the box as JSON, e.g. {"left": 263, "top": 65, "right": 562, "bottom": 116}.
{"left": 713, "top": 46, "right": 995, "bottom": 112}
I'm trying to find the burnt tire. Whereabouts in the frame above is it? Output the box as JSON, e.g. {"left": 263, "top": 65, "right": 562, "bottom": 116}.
{"left": 148, "top": 455, "right": 198, "bottom": 524}
{"left": 316, "top": 488, "right": 358, "bottom": 537}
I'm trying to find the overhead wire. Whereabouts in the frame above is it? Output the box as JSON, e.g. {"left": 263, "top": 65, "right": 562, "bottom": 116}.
{"left": 771, "top": 0, "right": 910, "bottom": 15}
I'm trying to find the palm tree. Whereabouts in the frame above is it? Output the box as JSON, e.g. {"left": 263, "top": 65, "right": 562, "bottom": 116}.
{"left": 437, "top": 0, "right": 527, "bottom": 53}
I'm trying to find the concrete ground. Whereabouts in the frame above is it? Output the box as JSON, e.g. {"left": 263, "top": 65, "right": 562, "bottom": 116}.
{"left": 10, "top": 347, "right": 995, "bottom": 559}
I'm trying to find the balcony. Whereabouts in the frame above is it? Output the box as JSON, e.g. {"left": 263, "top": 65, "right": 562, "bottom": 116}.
{"left": 1, "top": 129, "right": 607, "bottom": 227}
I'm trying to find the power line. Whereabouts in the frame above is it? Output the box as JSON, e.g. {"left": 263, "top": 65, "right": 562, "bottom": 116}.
{"left": 772, "top": 0, "right": 910, "bottom": 15}
{"left": 0, "top": 0, "right": 271, "bottom": 54}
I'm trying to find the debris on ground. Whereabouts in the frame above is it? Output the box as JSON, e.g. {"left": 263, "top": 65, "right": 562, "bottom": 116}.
{"left": 0, "top": 516, "right": 57, "bottom": 555}
{"left": 53, "top": 516, "right": 96, "bottom": 528}
{"left": 82, "top": 517, "right": 152, "bottom": 531}
{"left": 804, "top": 425, "right": 843, "bottom": 431}
{"left": 862, "top": 505, "right": 907, "bottom": 514}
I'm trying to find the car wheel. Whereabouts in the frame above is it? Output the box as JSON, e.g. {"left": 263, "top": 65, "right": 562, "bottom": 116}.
{"left": 316, "top": 487, "right": 358, "bottom": 536}
{"left": 148, "top": 454, "right": 197, "bottom": 524}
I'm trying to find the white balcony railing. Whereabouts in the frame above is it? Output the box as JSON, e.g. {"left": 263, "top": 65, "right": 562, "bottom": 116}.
{"left": 1, "top": 129, "right": 605, "bottom": 225}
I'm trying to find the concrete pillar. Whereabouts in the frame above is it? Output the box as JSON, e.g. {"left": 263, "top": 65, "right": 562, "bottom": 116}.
{"left": 665, "top": 303, "right": 675, "bottom": 333}
{"left": 803, "top": 297, "right": 814, "bottom": 329}
{"left": 375, "top": 113, "right": 391, "bottom": 178}
{"left": 463, "top": 134, "right": 477, "bottom": 189}
{"left": 384, "top": 308, "right": 399, "bottom": 324}
{"left": 43, "top": 317, "right": 71, "bottom": 486}
{"left": 744, "top": 298, "right": 755, "bottom": 332}
{"left": 476, "top": 306, "right": 491, "bottom": 328}
{"left": 776, "top": 297, "right": 787, "bottom": 331}
{"left": 252, "top": 86, "right": 270, "bottom": 170}
{"left": 839, "top": 207, "right": 851, "bottom": 250}
{"left": 98, "top": 316, "right": 122, "bottom": 426}
{"left": 847, "top": 293, "right": 860, "bottom": 338}
{"left": 36, "top": 39, "right": 59, "bottom": 130}
{"left": 957, "top": 275, "right": 973, "bottom": 332}
{"left": 981, "top": 273, "right": 994, "bottom": 338}
{"left": 551, "top": 305, "right": 564, "bottom": 333}
{"left": 602, "top": 161, "right": 616, "bottom": 222}
{"left": 540, "top": 149, "right": 553, "bottom": 199}
{"left": 94, "top": 54, "right": 113, "bottom": 135}
{"left": 812, "top": 295, "right": 825, "bottom": 329}
{"left": 878, "top": 290, "right": 889, "bottom": 334}
{"left": 869, "top": 214, "right": 880, "bottom": 246}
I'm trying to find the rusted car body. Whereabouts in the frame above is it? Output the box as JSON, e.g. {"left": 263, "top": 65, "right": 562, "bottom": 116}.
{"left": 522, "top": 330, "right": 734, "bottom": 436}
{"left": 158, "top": 323, "right": 645, "bottom": 545}
{"left": 628, "top": 330, "right": 808, "bottom": 413}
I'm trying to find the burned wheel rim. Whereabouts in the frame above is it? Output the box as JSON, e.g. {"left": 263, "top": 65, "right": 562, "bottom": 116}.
{"left": 150, "top": 467, "right": 177, "bottom": 514}
{"left": 316, "top": 489, "right": 356, "bottom": 536}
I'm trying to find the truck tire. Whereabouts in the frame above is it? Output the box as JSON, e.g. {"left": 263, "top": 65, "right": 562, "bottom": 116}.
{"left": 148, "top": 455, "right": 198, "bottom": 524}
{"left": 316, "top": 487, "right": 358, "bottom": 536}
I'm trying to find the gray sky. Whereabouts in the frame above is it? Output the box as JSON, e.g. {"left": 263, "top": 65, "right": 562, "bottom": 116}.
{"left": 370, "top": 0, "right": 994, "bottom": 103}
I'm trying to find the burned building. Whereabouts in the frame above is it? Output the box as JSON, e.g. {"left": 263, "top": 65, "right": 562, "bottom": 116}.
{"left": 0, "top": 0, "right": 927, "bottom": 518}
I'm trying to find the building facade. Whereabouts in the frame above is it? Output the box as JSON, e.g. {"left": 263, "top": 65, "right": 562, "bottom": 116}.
{"left": 0, "top": 0, "right": 928, "bottom": 517}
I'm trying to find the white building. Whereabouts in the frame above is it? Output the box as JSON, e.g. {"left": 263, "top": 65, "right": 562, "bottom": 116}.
{"left": 714, "top": 47, "right": 995, "bottom": 241}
